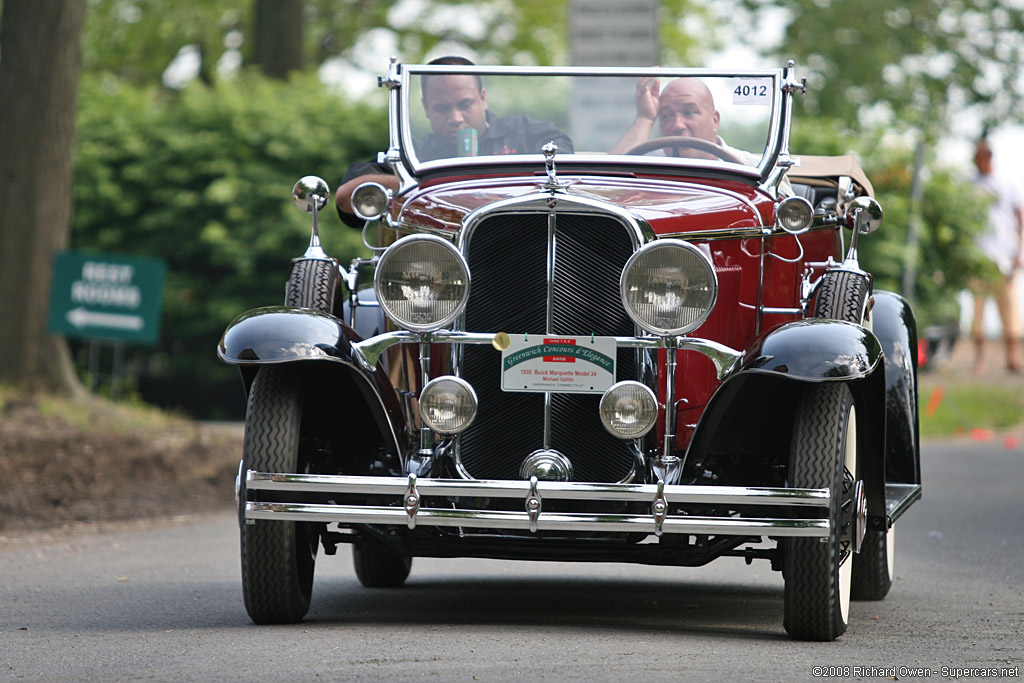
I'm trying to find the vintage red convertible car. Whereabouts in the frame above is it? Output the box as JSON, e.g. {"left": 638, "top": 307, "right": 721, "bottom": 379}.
{"left": 219, "top": 62, "right": 920, "bottom": 640}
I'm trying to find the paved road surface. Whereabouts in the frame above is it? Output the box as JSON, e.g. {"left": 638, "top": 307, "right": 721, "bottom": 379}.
{"left": 2, "top": 441, "right": 1021, "bottom": 682}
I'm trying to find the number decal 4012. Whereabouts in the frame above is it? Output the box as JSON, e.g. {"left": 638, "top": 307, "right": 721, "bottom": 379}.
{"left": 732, "top": 78, "right": 772, "bottom": 106}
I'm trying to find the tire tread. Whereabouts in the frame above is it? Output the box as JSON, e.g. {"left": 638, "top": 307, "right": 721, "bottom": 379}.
{"left": 240, "top": 367, "right": 314, "bottom": 624}
{"left": 286, "top": 259, "right": 338, "bottom": 313}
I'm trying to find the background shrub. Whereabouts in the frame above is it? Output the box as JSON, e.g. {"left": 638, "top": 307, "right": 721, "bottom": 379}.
{"left": 72, "top": 72, "right": 387, "bottom": 417}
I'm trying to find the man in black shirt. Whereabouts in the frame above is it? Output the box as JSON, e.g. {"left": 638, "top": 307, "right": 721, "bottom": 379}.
{"left": 335, "top": 56, "right": 572, "bottom": 227}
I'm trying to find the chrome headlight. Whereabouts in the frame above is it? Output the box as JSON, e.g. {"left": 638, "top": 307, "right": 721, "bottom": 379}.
{"left": 351, "top": 181, "right": 389, "bottom": 221}
{"left": 599, "top": 381, "right": 658, "bottom": 439}
{"left": 374, "top": 235, "right": 470, "bottom": 332}
{"left": 419, "top": 376, "right": 478, "bottom": 434}
{"left": 776, "top": 195, "right": 813, "bottom": 234}
{"left": 620, "top": 239, "right": 717, "bottom": 336}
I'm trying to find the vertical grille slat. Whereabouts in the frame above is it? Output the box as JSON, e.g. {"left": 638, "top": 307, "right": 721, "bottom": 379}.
{"left": 458, "top": 210, "right": 638, "bottom": 483}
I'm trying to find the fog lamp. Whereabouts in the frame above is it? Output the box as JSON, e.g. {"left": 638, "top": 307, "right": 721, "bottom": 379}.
{"left": 419, "top": 376, "right": 478, "bottom": 434}
{"left": 599, "top": 381, "right": 658, "bottom": 439}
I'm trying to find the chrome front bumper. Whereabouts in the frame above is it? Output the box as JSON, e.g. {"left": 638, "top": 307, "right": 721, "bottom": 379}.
{"left": 244, "top": 472, "right": 831, "bottom": 538}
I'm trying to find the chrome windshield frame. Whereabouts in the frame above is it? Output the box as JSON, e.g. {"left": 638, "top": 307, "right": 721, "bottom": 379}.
{"left": 385, "top": 64, "right": 791, "bottom": 191}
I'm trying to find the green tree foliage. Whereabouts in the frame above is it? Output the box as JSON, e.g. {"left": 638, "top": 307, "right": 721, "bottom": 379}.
{"left": 745, "top": 0, "right": 1024, "bottom": 136}
{"left": 81, "top": 0, "right": 713, "bottom": 89}
{"left": 82, "top": 0, "right": 247, "bottom": 84}
{"left": 72, "top": 73, "right": 385, "bottom": 416}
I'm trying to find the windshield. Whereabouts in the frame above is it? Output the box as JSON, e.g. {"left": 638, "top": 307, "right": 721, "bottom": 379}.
{"left": 394, "top": 66, "right": 786, "bottom": 178}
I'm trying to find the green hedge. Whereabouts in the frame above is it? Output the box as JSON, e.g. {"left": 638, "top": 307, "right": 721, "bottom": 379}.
{"left": 72, "top": 72, "right": 387, "bottom": 417}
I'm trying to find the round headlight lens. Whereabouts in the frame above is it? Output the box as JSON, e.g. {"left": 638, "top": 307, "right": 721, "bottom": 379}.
{"left": 620, "top": 239, "right": 717, "bottom": 336}
{"left": 777, "top": 196, "right": 814, "bottom": 234}
{"left": 374, "top": 235, "right": 470, "bottom": 332}
{"left": 599, "top": 381, "right": 658, "bottom": 439}
{"left": 351, "top": 182, "right": 389, "bottom": 221}
{"left": 419, "top": 376, "right": 478, "bottom": 434}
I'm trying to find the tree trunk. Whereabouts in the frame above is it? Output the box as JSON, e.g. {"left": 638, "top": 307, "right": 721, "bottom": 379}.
{"left": 252, "top": 0, "right": 305, "bottom": 79}
{"left": 0, "top": 0, "right": 87, "bottom": 396}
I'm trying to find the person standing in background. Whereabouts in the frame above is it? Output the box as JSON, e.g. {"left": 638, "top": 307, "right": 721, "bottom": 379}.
{"left": 970, "top": 137, "right": 1024, "bottom": 373}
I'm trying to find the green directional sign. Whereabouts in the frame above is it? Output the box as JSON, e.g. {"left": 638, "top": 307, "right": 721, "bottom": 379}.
{"left": 46, "top": 250, "right": 166, "bottom": 346}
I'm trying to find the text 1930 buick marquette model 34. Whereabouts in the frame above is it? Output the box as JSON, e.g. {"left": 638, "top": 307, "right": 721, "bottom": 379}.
{"left": 218, "top": 61, "right": 921, "bottom": 640}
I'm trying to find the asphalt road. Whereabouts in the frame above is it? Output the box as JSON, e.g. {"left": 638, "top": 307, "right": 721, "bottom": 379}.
{"left": 2, "top": 441, "right": 1022, "bottom": 682}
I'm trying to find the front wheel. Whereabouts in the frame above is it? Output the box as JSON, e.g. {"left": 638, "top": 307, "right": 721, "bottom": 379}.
{"left": 783, "top": 383, "right": 857, "bottom": 641}
{"left": 240, "top": 366, "right": 317, "bottom": 624}
{"left": 814, "top": 269, "right": 896, "bottom": 601}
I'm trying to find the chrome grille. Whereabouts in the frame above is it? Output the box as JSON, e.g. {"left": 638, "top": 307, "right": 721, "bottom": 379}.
{"left": 458, "top": 210, "right": 638, "bottom": 482}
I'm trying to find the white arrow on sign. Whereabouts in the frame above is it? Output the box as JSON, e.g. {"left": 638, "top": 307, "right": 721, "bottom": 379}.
{"left": 67, "top": 306, "right": 144, "bottom": 331}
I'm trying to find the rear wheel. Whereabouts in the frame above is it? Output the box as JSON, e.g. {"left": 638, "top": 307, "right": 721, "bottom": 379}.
{"left": 852, "top": 525, "right": 895, "bottom": 600}
{"left": 814, "top": 270, "right": 895, "bottom": 600}
{"left": 783, "top": 383, "right": 856, "bottom": 641}
{"left": 353, "top": 541, "right": 413, "bottom": 588}
{"left": 240, "top": 366, "right": 317, "bottom": 624}
{"left": 286, "top": 259, "right": 338, "bottom": 313}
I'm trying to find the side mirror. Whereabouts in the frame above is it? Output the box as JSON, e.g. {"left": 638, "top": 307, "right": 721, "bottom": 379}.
{"left": 292, "top": 176, "right": 330, "bottom": 214}
{"left": 292, "top": 176, "right": 330, "bottom": 260}
{"left": 845, "top": 196, "right": 882, "bottom": 234}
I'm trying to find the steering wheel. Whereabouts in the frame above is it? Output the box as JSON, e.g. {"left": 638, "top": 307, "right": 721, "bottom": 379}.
{"left": 626, "top": 136, "right": 744, "bottom": 164}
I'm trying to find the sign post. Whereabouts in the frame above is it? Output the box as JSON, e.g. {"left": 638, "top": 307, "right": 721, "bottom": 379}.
{"left": 46, "top": 250, "right": 166, "bottom": 346}
{"left": 568, "top": 0, "right": 660, "bottom": 149}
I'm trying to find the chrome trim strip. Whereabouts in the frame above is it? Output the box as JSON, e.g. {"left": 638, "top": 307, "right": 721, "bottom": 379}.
{"left": 353, "top": 331, "right": 742, "bottom": 380}
{"left": 354, "top": 331, "right": 740, "bottom": 380}
{"left": 543, "top": 211, "right": 557, "bottom": 447}
{"left": 246, "top": 472, "right": 829, "bottom": 506}
{"left": 657, "top": 221, "right": 840, "bottom": 243}
{"left": 659, "top": 226, "right": 766, "bottom": 241}
{"left": 408, "top": 65, "right": 783, "bottom": 78}
{"left": 546, "top": 211, "right": 557, "bottom": 333}
{"left": 663, "top": 337, "right": 677, "bottom": 458}
{"left": 245, "top": 501, "right": 829, "bottom": 537}
{"left": 757, "top": 220, "right": 767, "bottom": 335}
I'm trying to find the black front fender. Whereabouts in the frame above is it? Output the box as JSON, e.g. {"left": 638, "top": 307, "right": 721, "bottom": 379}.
{"left": 218, "top": 306, "right": 357, "bottom": 365}
{"left": 689, "top": 318, "right": 887, "bottom": 526}
{"left": 218, "top": 306, "right": 407, "bottom": 457}
{"left": 738, "top": 318, "right": 882, "bottom": 381}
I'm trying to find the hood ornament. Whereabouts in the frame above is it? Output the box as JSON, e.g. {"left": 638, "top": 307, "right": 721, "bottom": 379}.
{"left": 541, "top": 141, "right": 570, "bottom": 193}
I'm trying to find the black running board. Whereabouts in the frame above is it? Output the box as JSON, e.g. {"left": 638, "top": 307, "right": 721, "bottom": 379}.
{"left": 886, "top": 483, "right": 921, "bottom": 526}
